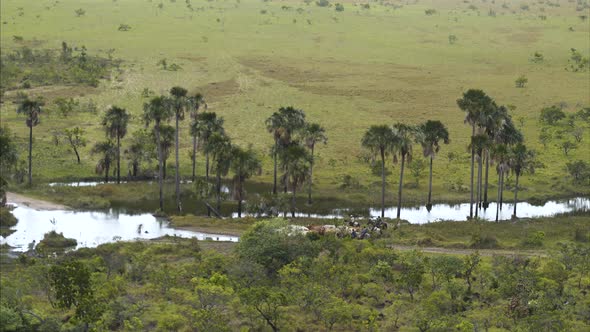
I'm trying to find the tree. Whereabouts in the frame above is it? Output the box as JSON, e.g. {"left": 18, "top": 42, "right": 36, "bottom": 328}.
{"left": 416, "top": 120, "right": 450, "bottom": 211}
{"left": 63, "top": 127, "right": 87, "bottom": 164}
{"left": 279, "top": 143, "right": 310, "bottom": 218}
{"left": 397, "top": 250, "right": 426, "bottom": 301}
{"left": 193, "top": 112, "right": 225, "bottom": 182}
{"left": 231, "top": 145, "right": 262, "bottom": 218}
{"left": 143, "top": 96, "right": 174, "bottom": 211}
{"left": 168, "top": 86, "right": 189, "bottom": 211}
{"left": 391, "top": 123, "right": 415, "bottom": 220}
{"left": 153, "top": 125, "right": 175, "bottom": 180}
{"left": 239, "top": 287, "right": 287, "bottom": 332}
{"left": 91, "top": 140, "right": 116, "bottom": 183}
{"left": 566, "top": 160, "right": 590, "bottom": 184}
{"left": 493, "top": 117, "right": 523, "bottom": 212}
{"left": 539, "top": 106, "right": 565, "bottom": 125}
{"left": 559, "top": 140, "right": 577, "bottom": 156}
{"left": 469, "top": 134, "right": 490, "bottom": 218}
{"left": 361, "top": 125, "right": 393, "bottom": 218}
{"left": 302, "top": 122, "right": 327, "bottom": 205}
{"left": 265, "top": 112, "right": 284, "bottom": 195}
{"left": 102, "top": 106, "right": 129, "bottom": 183}
{"left": 491, "top": 143, "right": 509, "bottom": 222}
{"left": 125, "top": 129, "right": 153, "bottom": 178}
{"left": 510, "top": 144, "right": 536, "bottom": 218}
{"left": 204, "top": 132, "right": 233, "bottom": 214}
{"left": 16, "top": 96, "right": 43, "bottom": 186}
{"left": 187, "top": 93, "right": 206, "bottom": 182}
{"left": 457, "top": 90, "right": 495, "bottom": 218}
{"left": 0, "top": 126, "right": 18, "bottom": 176}
{"left": 480, "top": 105, "right": 510, "bottom": 209}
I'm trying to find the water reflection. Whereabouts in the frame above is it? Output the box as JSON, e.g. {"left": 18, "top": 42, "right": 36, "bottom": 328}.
{"left": 1, "top": 205, "right": 239, "bottom": 252}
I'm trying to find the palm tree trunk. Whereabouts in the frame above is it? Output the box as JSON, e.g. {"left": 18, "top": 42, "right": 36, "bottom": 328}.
{"left": 216, "top": 170, "right": 221, "bottom": 213}
{"left": 28, "top": 125, "right": 33, "bottom": 186}
{"left": 380, "top": 149, "right": 385, "bottom": 218}
{"left": 475, "top": 155, "right": 481, "bottom": 218}
{"left": 156, "top": 122, "right": 164, "bottom": 211}
{"left": 273, "top": 138, "right": 278, "bottom": 195}
{"left": 291, "top": 184, "right": 296, "bottom": 218}
{"left": 483, "top": 150, "right": 489, "bottom": 208}
{"left": 427, "top": 155, "right": 433, "bottom": 211}
{"left": 238, "top": 178, "right": 243, "bottom": 218}
{"left": 163, "top": 159, "right": 167, "bottom": 180}
{"left": 397, "top": 153, "right": 405, "bottom": 219}
{"left": 469, "top": 125, "right": 475, "bottom": 218}
{"left": 307, "top": 145, "right": 314, "bottom": 205}
{"left": 499, "top": 171, "right": 504, "bottom": 211}
{"left": 175, "top": 115, "right": 181, "bottom": 212}
{"left": 191, "top": 136, "right": 197, "bottom": 182}
{"left": 513, "top": 173, "right": 519, "bottom": 218}
{"left": 116, "top": 133, "right": 121, "bottom": 184}
{"left": 205, "top": 151, "right": 210, "bottom": 182}
{"left": 132, "top": 162, "right": 138, "bottom": 177}
{"left": 495, "top": 170, "right": 502, "bottom": 222}
{"left": 105, "top": 163, "right": 110, "bottom": 183}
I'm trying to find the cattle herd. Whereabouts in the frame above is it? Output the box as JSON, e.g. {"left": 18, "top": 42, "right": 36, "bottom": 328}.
{"left": 283, "top": 217, "right": 390, "bottom": 239}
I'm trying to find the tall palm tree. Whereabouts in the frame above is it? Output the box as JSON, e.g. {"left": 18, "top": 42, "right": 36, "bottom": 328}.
{"left": 193, "top": 112, "right": 224, "bottom": 182}
{"left": 416, "top": 120, "right": 450, "bottom": 211}
{"left": 480, "top": 105, "right": 507, "bottom": 209}
{"left": 16, "top": 96, "right": 43, "bottom": 186}
{"left": 391, "top": 123, "right": 415, "bottom": 220}
{"left": 265, "top": 107, "right": 306, "bottom": 195}
{"left": 91, "top": 140, "right": 116, "bottom": 183}
{"left": 143, "top": 96, "right": 174, "bottom": 211}
{"left": 302, "top": 122, "right": 327, "bottom": 205}
{"left": 494, "top": 117, "right": 523, "bottom": 211}
{"left": 279, "top": 143, "right": 310, "bottom": 218}
{"left": 509, "top": 143, "right": 536, "bottom": 218}
{"left": 231, "top": 145, "right": 262, "bottom": 218}
{"left": 469, "top": 134, "right": 490, "bottom": 218}
{"left": 361, "top": 125, "right": 394, "bottom": 218}
{"left": 125, "top": 129, "right": 152, "bottom": 178}
{"left": 187, "top": 93, "right": 206, "bottom": 182}
{"left": 169, "top": 86, "right": 189, "bottom": 211}
{"left": 457, "top": 89, "right": 495, "bottom": 219}
{"left": 102, "top": 106, "right": 129, "bottom": 184}
{"left": 490, "top": 143, "right": 510, "bottom": 222}
{"left": 265, "top": 112, "right": 284, "bottom": 195}
{"left": 204, "top": 132, "right": 233, "bottom": 213}
{"left": 154, "top": 124, "right": 175, "bottom": 180}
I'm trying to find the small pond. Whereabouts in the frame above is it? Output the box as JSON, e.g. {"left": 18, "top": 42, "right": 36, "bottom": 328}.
{"left": 1, "top": 204, "right": 239, "bottom": 252}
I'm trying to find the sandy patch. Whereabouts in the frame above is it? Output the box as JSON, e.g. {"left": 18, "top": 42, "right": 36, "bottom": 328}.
{"left": 6, "top": 192, "right": 69, "bottom": 211}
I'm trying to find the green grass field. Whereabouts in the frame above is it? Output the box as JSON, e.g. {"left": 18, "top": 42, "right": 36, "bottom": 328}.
{"left": 1, "top": 0, "right": 589, "bottom": 208}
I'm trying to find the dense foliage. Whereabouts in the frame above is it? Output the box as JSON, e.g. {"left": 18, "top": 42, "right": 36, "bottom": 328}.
{"left": 1, "top": 219, "right": 589, "bottom": 331}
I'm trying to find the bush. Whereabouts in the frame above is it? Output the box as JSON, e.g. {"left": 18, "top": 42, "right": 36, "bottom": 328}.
{"left": 515, "top": 75, "right": 528, "bottom": 88}
{"left": 522, "top": 231, "right": 545, "bottom": 247}
{"left": 574, "top": 227, "right": 589, "bottom": 242}
{"left": 566, "top": 160, "right": 590, "bottom": 184}
{"left": 424, "top": 9, "right": 437, "bottom": 15}
{"left": 316, "top": 0, "right": 330, "bottom": 7}
{"left": 334, "top": 3, "right": 344, "bottom": 11}
{"left": 37, "top": 231, "right": 77, "bottom": 250}
{"left": 470, "top": 234, "right": 499, "bottom": 249}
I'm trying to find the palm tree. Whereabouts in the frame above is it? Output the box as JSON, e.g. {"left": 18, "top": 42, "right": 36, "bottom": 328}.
{"left": 102, "top": 106, "right": 129, "bottom": 184}
{"left": 494, "top": 117, "right": 523, "bottom": 211}
{"left": 416, "top": 120, "right": 450, "bottom": 211}
{"left": 469, "top": 134, "right": 490, "bottom": 218}
{"left": 231, "top": 145, "right": 262, "bottom": 218}
{"left": 143, "top": 96, "right": 174, "bottom": 211}
{"left": 279, "top": 143, "right": 310, "bottom": 218}
{"left": 204, "top": 132, "right": 233, "bottom": 214}
{"left": 265, "top": 107, "right": 306, "bottom": 195}
{"left": 125, "top": 129, "right": 152, "bottom": 178}
{"left": 154, "top": 125, "right": 175, "bottom": 180}
{"left": 480, "top": 105, "right": 508, "bottom": 209}
{"left": 490, "top": 143, "right": 510, "bottom": 222}
{"left": 302, "top": 122, "right": 327, "bottom": 205}
{"left": 193, "top": 112, "right": 225, "bottom": 182}
{"left": 91, "top": 140, "right": 116, "bottom": 183}
{"left": 169, "top": 86, "right": 189, "bottom": 211}
{"left": 187, "top": 93, "right": 206, "bottom": 182}
{"left": 391, "top": 123, "right": 415, "bottom": 220}
{"left": 16, "top": 96, "right": 43, "bottom": 186}
{"left": 457, "top": 89, "right": 495, "bottom": 219}
{"left": 509, "top": 143, "right": 536, "bottom": 218}
{"left": 361, "top": 125, "right": 394, "bottom": 218}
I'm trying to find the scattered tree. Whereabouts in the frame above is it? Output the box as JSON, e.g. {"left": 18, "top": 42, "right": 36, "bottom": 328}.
{"left": 102, "top": 106, "right": 129, "bottom": 184}
{"left": 63, "top": 127, "right": 87, "bottom": 164}
{"left": 16, "top": 95, "right": 43, "bottom": 186}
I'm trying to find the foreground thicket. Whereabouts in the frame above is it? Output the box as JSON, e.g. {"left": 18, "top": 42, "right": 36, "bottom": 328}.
{"left": 1, "top": 218, "right": 589, "bottom": 331}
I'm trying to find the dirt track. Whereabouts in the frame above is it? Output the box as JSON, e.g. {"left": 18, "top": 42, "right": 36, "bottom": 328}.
{"left": 6, "top": 192, "right": 69, "bottom": 211}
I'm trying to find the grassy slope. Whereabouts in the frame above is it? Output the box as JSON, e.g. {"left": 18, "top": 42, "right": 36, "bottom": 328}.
{"left": 1, "top": 0, "right": 589, "bottom": 207}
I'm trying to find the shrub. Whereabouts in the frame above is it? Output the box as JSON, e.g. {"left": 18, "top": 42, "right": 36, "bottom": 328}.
{"left": 574, "top": 227, "right": 589, "bottom": 242}
{"left": 515, "top": 75, "right": 528, "bottom": 88}
{"left": 470, "top": 234, "right": 499, "bottom": 249}
{"left": 448, "top": 34, "right": 457, "bottom": 44}
{"left": 37, "top": 231, "right": 77, "bottom": 250}
{"left": 425, "top": 9, "right": 437, "bottom": 15}
{"left": 335, "top": 3, "right": 344, "bottom": 11}
{"left": 566, "top": 160, "right": 590, "bottom": 184}
{"left": 522, "top": 231, "right": 545, "bottom": 247}
{"left": 316, "top": 0, "right": 330, "bottom": 7}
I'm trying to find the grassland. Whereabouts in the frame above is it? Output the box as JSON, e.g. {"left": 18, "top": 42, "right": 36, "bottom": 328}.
{"left": 1, "top": 0, "right": 589, "bottom": 210}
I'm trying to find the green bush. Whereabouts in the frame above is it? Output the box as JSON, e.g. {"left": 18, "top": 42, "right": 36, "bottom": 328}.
{"left": 522, "top": 231, "right": 545, "bottom": 247}
{"left": 37, "top": 230, "right": 77, "bottom": 250}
